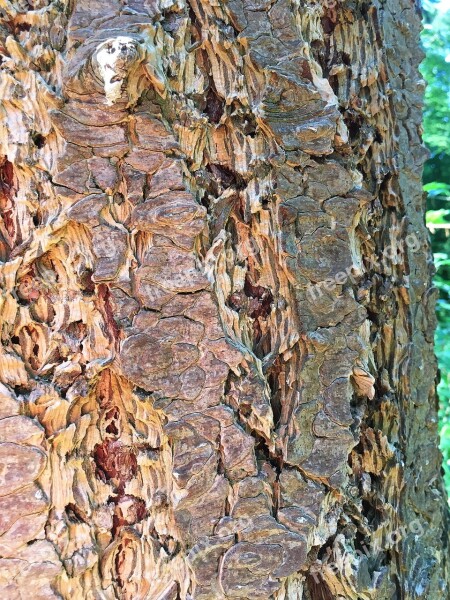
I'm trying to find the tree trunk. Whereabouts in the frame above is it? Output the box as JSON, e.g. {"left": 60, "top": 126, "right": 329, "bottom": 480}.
{"left": 0, "top": 0, "right": 448, "bottom": 598}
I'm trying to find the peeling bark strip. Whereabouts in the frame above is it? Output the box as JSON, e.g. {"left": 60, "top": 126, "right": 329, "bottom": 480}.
{"left": 0, "top": 0, "right": 447, "bottom": 599}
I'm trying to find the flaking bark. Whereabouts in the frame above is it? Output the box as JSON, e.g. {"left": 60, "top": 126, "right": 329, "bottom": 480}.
{"left": 0, "top": 0, "right": 448, "bottom": 599}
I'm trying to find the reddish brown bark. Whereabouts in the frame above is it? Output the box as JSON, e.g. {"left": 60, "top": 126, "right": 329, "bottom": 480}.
{"left": 0, "top": 0, "right": 448, "bottom": 599}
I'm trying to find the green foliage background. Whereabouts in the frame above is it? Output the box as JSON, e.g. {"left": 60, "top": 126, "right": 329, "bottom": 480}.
{"left": 421, "top": 1, "right": 450, "bottom": 496}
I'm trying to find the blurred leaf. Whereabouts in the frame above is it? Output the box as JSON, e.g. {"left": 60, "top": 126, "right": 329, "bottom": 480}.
{"left": 424, "top": 181, "right": 450, "bottom": 197}
{"left": 426, "top": 208, "right": 450, "bottom": 223}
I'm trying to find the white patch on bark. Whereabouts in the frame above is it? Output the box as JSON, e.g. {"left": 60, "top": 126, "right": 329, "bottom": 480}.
{"left": 93, "top": 37, "right": 140, "bottom": 105}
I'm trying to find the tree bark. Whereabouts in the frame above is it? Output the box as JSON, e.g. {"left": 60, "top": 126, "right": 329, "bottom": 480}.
{"left": 0, "top": 0, "right": 448, "bottom": 598}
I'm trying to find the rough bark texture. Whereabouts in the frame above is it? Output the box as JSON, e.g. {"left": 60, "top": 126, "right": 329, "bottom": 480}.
{"left": 0, "top": 0, "right": 448, "bottom": 598}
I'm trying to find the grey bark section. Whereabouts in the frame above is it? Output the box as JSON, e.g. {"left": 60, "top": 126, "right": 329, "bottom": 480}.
{"left": 0, "top": 0, "right": 447, "bottom": 599}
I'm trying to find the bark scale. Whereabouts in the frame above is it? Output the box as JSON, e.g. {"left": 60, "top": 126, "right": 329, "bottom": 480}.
{"left": 0, "top": 0, "right": 448, "bottom": 598}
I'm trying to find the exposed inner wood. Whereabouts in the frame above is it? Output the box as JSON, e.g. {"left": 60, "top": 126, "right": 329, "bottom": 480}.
{"left": 0, "top": 0, "right": 447, "bottom": 599}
